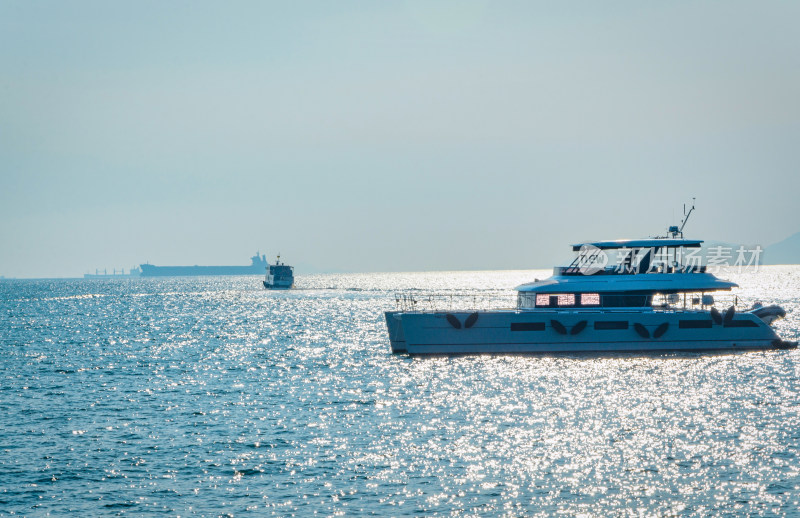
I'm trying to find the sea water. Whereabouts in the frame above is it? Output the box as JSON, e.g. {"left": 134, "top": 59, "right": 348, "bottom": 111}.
{"left": 1, "top": 268, "right": 799, "bottom": 516}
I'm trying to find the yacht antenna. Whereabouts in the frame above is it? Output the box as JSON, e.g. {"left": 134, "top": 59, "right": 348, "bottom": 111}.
{"left": 668, "top": 198, "right": 695, "bottom": 238}
{"left": 678, "top": 198, "right": 696, "bottom": 237}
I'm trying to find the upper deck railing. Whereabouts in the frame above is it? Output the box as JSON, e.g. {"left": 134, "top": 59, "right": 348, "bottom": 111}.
{"left": 392, "top": 290, "right": 752, "bottom": 313}
{"left": 558, "top": 264, "right": 708, "bottom": 276}
{"left": 392, "top": 291, "right": 515, "bottom": 312}
{"left": 564, "top": 241, "right": 707, "bottom": 277}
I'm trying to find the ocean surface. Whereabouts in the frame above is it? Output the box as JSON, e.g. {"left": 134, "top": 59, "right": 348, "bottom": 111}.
{"left": 2, "top": 267, "right": 799, "bottom": 516}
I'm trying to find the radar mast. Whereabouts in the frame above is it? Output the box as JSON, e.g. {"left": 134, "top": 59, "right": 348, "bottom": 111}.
{"left": 669, "top": 198, "right": 696, "bottom": 238}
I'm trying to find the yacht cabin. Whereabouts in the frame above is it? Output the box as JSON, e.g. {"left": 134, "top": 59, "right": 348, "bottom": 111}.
{"left": 515, "top": 239, "right": 735, "bottom": 310}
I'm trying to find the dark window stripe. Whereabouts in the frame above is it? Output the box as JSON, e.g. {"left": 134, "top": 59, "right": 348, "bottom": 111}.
{"left": 679, "top": 320, "right": 713, "bottom": 329}
{"left": 511, "top": 322, "right": 546, "bottom": 332}
{"left": 594, "top": 321, "right": 629, "bottom": 330}
{"left": 725, "top": 320, "right": 760, "bottom": 328}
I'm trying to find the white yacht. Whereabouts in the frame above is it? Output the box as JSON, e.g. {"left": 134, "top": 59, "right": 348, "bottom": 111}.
{"left": 386, "top": 231, "right": 795, "bottom": 355}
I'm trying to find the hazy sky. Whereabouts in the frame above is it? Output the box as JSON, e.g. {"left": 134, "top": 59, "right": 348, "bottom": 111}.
{"left": 2, "top": 1, "right": 799, "bottom": 277}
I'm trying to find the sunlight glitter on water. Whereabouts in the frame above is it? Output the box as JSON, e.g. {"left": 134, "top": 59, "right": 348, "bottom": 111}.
{"left": 1, "top": 267, "right": 799, "bottom": 515}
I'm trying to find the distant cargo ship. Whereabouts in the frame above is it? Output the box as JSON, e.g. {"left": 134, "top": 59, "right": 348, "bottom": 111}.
{"left": 139, "top": 253, "right": 268, "bottom": 277}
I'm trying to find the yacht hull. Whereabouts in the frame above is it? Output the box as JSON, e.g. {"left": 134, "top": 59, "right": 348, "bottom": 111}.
{"left": 385, "top": 311, "right": 407, "bottom": 353}
{"left": 387, "top": 310, "right": 781, "bottom": 355}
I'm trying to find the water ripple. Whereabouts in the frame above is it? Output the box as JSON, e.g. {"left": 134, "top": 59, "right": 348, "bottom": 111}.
{"left": 1, "top": 268, "right": 799, "bottom": 515}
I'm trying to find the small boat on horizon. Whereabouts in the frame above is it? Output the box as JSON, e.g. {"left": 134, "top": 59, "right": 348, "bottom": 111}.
{"left": 84, "top": 266, "right": 142, "bottom": 279}
{"left": 263, "top": 255, "right": 294, "bottom": 290}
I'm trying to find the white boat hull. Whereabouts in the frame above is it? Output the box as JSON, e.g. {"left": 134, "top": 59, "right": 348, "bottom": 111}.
{"left": 386, "top": 310, "right": 781, "bottom": 355}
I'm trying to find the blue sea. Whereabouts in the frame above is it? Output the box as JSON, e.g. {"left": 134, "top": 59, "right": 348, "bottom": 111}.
{"left": 2, "top": 268, "right": 799, "bottom": 516}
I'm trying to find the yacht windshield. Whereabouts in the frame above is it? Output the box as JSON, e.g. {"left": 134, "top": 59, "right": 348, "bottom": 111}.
{"left": 564, "top": 245, "right": 705, "bottom": 275}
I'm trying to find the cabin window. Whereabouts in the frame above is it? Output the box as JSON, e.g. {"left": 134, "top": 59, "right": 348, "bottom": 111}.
{"left": 517, "top": 293, "right": 536, "bottom": 308}
{"left": 679, "top": 320, "right": 713, "bottom": 329}
{"left": 594, "top": 321, "right": 629, "bottom": 330}
{"left": 724, "top": 320, "right": 760, "bottom": 328}
{"left": 580, "top": 293, "right": 600, "bottom": 305}
{"left": 511, "top": 322, "right": 546, "bottom": 331}
{"left": 601, "top": 294, "right": 651, "bottom": 308}
{"left": 536, "top": 294, "right": 550, "bottom": 306}
{"left": 557, "top": 294, "right": 575, "bottom": 306}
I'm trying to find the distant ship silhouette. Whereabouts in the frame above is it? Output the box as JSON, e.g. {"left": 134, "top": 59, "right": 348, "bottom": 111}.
{"left": 139, "top": 253, "right": 267, "bottom": 277}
